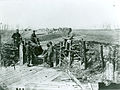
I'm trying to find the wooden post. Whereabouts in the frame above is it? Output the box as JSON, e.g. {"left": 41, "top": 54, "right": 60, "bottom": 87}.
{"left": 114, "top": 71, "right": 119, "bottom": 83}
{"left": 58, "top": 42, "right": 62, "bottom": 67}
{"left": 83, "top": 41, "right": 87, "bottom": 69}
{"left": 79, "top": 41, "right": 82, "bottom": 56}
{"left": 53, "top": 49, "right": 56, "bottom": 67}
{"left": 113, "top": 46, "right": 116, "bottom": 71}
{"left": 106, "top": 61, "right": 114, "bottom": 81}
{"left": 0, "top": 23, "right": 2, "bottom": 67}
{"left": 19, "top": 42, "right": 23, "bottom": 65}
{"left": 63, "top": 39, "right": 65, "bottom": 47}
{"left": 100, "top": 45, "right": 104, "bottom": 69}
{"left": 0, "top": 33, "right": 1, "bottom": 66}
{"left": 68, "top": 39, "right": 71, "bottom": 68}
{"left": 65, "top": 39, "right": 68, "bottom": 50}
{"left": 0, "top": 23, "right": 2, "bottom": 66}
{"left": 67, "top": 70, "right": 85, "bottom": 90}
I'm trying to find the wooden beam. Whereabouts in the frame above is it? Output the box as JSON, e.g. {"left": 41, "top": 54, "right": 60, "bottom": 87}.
{"left": 68, "top": 40, "right": 71, "bottom": 68}
{"left": 0, "top": 34, "right": 1, "bottom": 65}
{"left": 83, "top": 41, "right": 87, "bottom": 69}
{"left": 19, "top": 42, "right": 23, "bottom": 65}
{"left": 100, "top": 45, "right": 104, "bottom": 69}
{"left": 67, "top": 70, "right": 85, "bottom": 90}
{"left": 45, "top": 72, "right": 62, "bottom": 82}
{"left": 58, "top": 42, "right": 62, "bottom": 67}
{"left": 88, "top": 83, "right": 93, "bottom": 90}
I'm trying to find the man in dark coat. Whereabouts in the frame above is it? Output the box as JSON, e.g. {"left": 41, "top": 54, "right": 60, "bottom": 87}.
{"left": 43, "top": 42, "right": 54, "bottom": 67}
{"left": 43, "top": 43, "right": 50, "bottom": 64}
{"left": 12, "top": 29, "right": 22, "bottom": 48}
{"left": 11, "top": 29, "right": 22, "bottom": 58}
{"left": 26, "top": 41, "right": 33, "bottom": 66}
{"left": 48, "top": 41, "right": 54, "bottom": 67}
{"left": 31, "top": 30, "right": 38, "bottom": 44}
{"left": 31, "top": 30, "right": 43, "bottom": 56}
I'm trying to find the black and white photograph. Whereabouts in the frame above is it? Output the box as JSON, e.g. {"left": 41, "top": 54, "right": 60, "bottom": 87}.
{"left": 0, "top": 0, "right": 120, "bottom": 90}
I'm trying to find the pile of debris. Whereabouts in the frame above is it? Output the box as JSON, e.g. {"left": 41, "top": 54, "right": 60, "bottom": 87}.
{"left": 1, "top": 43, "right": 18, "bottom": 67}
{"left": 70, "top": 60, "right": 103, "bottom": 83}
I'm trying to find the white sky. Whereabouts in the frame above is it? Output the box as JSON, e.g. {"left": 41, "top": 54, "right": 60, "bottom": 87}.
{"left": 0, "top": 0, "right": 120, "bottom": 29}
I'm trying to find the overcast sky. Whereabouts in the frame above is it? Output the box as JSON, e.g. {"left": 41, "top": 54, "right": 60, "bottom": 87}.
{"left": 0, "top": 0, "right": 120, "bottom": 29}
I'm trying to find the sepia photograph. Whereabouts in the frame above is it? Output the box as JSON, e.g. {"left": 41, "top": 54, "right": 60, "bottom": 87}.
{"left": 0, "top": 0, "right": 120, "bottom": 90}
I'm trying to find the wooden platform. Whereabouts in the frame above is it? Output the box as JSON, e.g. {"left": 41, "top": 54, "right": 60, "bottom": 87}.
{"left": 0, "top": 65, "right": 81, "bottom": 90}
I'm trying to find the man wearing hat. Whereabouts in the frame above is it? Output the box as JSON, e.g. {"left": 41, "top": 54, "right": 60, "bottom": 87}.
{"left": 12, "top": 29, "right": 22, "bottom": 48}
{"left": 31, "top": 30, "right": 38, "bottom": 44}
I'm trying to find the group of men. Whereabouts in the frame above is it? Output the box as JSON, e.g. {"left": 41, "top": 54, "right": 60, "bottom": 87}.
{"left": 11, "top": 29, "right": 40, "bottom": 65}
{"left": 11, "top": 29, "right": 55, "bottom": 67}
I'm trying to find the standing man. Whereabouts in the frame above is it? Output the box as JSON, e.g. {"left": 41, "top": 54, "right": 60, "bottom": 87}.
{"left": 12, "top": 29, "right": 22, "bottom": 49}
{"left": 26, "top": 41, "right": 33, "bottom": 66}
{"left": 11, "top": 29, "right": 22, "bottom": 58}
{"left": 43, "top": 43, "right": 50, "bottom": 64}
{"left": 48, "top": 41, "right": 54, "bottom": 67}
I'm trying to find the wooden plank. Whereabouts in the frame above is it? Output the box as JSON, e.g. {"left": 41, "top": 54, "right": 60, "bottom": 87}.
{"left": 88, "top": 83, "right": 93, "bottom": 90}
{"left": 0, "top": 33, "right": 1, "bottom": 66}
{"left": 45, "top": 72, "right": 62, "bottom": 82}
{"left": 66, "top": 70, "right": 85, "bottom": 90}
{"left": 68, "top": 40, "right": 71, "bottom": 67}
{"left": 58, "top": 42, "right": 62, "bottom": 67}
{"left": 19, "top": 43, "right": 23, "bottom": 65}
{"left": 100, "top": 45, "right": 105, "bottom": 69}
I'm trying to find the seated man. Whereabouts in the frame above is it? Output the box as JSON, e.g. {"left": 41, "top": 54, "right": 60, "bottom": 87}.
{"left": 31, "top": 30, "right": 43, "bottom": 56}
{"left": 31, "top": 30, "right": 39, "bottom": 44}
